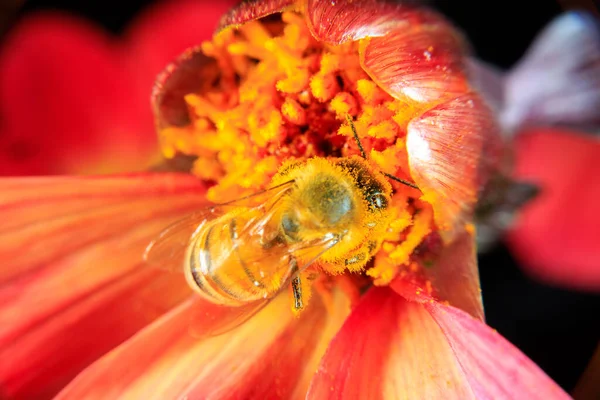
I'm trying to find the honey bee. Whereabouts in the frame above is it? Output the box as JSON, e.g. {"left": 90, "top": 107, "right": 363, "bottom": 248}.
{"left": 144, "top": 121, "right": 417, "bottom": 334}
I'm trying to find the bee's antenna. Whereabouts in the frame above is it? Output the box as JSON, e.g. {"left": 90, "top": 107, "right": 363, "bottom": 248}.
{"left": 345, "top": 115, "right": 367, "bottom": 159}
{"left": 383, "top": 172, "right": 419, "bottom": 190}
{"left": 345, "top": 115, "right": 419, "bottom": 190}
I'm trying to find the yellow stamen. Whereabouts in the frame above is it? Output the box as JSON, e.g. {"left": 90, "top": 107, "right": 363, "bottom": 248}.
{"left": 281, "top": 98, "right": 307, "bottom": 125}
{"left": 368, "top": 204, "right": 433, "bottom": 285}
{"left": 330, "top": 92, "right": 358, "bottom": 119}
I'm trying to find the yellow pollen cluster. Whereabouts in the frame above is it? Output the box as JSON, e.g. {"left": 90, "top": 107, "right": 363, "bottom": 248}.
{"left": 158, "top": 12, "right": 437, "bottom": 286}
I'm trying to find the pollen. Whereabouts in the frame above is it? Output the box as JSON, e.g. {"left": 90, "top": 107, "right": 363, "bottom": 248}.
{"left": 158, "top": 11, "right": 443, "bottom": 300}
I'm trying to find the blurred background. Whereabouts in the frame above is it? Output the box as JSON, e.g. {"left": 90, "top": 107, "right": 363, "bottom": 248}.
{"left": 1, "top": 0, "right": 599, "bottom": 394}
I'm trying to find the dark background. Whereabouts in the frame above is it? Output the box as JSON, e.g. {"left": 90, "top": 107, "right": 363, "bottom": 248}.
{"left": 4, "top": 0, "right": 600, "bottom": 394}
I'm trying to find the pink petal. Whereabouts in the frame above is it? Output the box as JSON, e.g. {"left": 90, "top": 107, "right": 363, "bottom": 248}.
{"left": 57, "top": 291, "right": 349, "bottom": 399}
{"left": 0, "top": 0, "right": 232, "bottom": 175}
{"left": 309, "top": 287, "right": 569, "bottom": 399}
{"left": 0, "top": 173, "right": 207, "bottom": 398}
{"left": 467, "top": 58, "right": 505, "bottom": 114}
{"left": 507, "top": 129, "right": 600, "bottom": 290}
{"left": 425, "top": 300, "right": 570, "bottom": 399}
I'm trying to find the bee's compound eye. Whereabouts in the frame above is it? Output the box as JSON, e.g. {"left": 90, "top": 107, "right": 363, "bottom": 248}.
{"left": 369, "top": 193, "right": 388, "bottom": 210}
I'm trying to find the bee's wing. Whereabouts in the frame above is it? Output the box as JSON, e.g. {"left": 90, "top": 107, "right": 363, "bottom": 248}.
{"left": 144, "top": 180, "right": 296, "bottom": 273}
{"left": 143, "top": 207, "right": 224, "bottom": 272}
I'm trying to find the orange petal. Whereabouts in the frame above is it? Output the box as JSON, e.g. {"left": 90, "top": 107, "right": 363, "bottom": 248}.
{"left": 0, "top": 173, "right": 207, "bottom": 398}
{"left": 406, "top": 93, "right": 502, "bottom": 241}
{"left": 217, "top": 0, "right": 298, "bottom": 31}
{"left": 57, "top": 290, "right": 350, "bottom": 399}
{"left": 309, "top": 287, "right": 569, "bottom": 399}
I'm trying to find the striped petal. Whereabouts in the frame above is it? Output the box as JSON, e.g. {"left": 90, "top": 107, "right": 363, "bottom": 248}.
{"left": 406, "top": 93, "right": 502, "bottom": 241}
{"left": 305, "top": 0, "right": 440, "bottom": 45}
{"left": 358, "top": 14, "right": 468, "bottom": 105}
{"left": 309, "top": 286, "right": 569, "bottom": 399}
{"left": 0, "top": 173, "right": 207, "bottom": 398}
{"left": 57, "top": 290, "right": 349, "bottom": 399}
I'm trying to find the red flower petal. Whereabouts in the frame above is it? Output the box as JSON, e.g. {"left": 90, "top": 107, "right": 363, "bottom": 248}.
{"left": 0, "top": 173, "right": 207, "bottom": 398}
{"left": 0, "top": 14, "right": 155, "bottom": 175}
{"left": 507, "top": 129, "right": 600, "bottom": 290}
{"left": 407, "top": 93, "right": 502, "bottom": 241}
{"left": 309, "top": 287, "right": 569, "bottom": 399}
{"left": 0, "top": 0, "right": 234, "bottom": 175}
{"left": 57, "top": 291, "right": 349, "bottom": 399}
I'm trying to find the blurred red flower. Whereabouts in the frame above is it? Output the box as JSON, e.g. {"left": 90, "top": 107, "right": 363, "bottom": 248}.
{"left": 0, "top": 0, "right": 236, "bottom": 175}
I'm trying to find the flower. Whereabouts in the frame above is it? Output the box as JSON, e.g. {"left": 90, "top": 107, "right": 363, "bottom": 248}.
{"left": 0, "top": 1, "right": 570, "bottom": 399}
{"left": 0, "top": 0, "right": 235, "bottom": 175}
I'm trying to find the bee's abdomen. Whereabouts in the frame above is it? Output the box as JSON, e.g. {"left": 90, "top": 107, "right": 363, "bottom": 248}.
{"left": 185, "top": 214, "right": 287, "bottom": 305}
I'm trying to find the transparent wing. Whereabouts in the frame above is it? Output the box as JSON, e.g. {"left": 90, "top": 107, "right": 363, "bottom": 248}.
{"left": 143, "top": 180, "right": 296, "bottom": 273}
{"left": 143, "top": 207, "right": 223, "bottom": 273}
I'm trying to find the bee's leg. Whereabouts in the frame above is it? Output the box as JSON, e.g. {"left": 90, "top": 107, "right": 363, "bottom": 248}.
{"left": 291, "top": 275, "right": 303, "bottom": 312}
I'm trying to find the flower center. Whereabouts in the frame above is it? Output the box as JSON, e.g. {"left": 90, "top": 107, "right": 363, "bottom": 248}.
{"left": 158, "top": 12, "right": 439, "bottom": 303}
